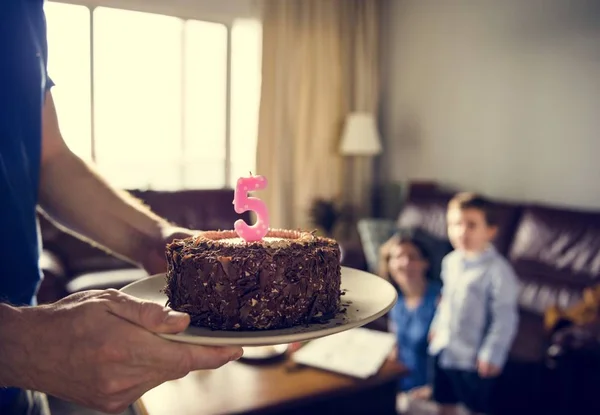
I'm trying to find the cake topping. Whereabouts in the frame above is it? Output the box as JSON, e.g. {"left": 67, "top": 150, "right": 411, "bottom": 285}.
{"left": 194, "top": 229, "right": 319, "bottom": 249}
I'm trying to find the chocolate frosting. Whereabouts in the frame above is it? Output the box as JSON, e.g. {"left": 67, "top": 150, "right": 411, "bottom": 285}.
{"left": 163, "top": 229, "right": 342, "bottom": 330}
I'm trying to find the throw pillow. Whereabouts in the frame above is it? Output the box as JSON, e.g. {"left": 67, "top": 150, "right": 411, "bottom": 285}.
{"left": 357, "top": 219, "right": 453, "bottom": 281}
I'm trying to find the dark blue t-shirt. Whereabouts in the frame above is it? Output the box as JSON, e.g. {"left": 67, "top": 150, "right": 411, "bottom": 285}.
{"left": 1, "top": 0, "right": 53, "bottom": 408}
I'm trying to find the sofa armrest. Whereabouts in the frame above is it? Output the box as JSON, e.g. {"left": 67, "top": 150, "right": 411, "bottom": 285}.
{"left": 339, "top": 239, "right": 367, "bottom": 270}
{"left": 37, "top": 249, "right": 69, "bottom": 304}
{"left": 357, "top": 218, "right": 396, "bottom": 273}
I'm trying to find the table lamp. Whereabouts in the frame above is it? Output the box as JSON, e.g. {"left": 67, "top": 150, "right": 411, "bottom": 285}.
{"left": 339, "top": 112, "right": 382, "bottom": 156}
{"left": 338, "top": 112, "right": 382, "bottom": 221}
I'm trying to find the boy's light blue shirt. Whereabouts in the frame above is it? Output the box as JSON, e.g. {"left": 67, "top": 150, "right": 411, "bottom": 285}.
{"left": 428, "top": 245, "right": 520, "bottom": 370}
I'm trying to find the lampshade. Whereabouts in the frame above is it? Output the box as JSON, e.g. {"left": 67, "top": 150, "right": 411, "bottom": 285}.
{"left": 339, "top": 112, "right": 382, "bottom": 156}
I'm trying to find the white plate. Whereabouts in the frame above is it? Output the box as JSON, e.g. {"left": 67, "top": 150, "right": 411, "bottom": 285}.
{"left": 120, "top": 266, "right": 397, "bottom": 347}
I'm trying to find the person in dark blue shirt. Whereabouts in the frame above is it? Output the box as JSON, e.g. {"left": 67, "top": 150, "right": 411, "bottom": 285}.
{"left": 0, "top": 2, "right": 243, "bottom": 414}
{"left": 379, "top": 233, "right": 441, "bottom": 402}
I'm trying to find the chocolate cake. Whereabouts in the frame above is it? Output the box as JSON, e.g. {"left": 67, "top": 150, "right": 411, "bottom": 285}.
{"left": 164, "top": 229, "right": 342, "bottom": 330}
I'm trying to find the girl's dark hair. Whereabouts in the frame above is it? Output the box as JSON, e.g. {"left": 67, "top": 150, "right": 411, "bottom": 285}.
{"left": 393, "top": 229, "right": 431, "bottom": 264}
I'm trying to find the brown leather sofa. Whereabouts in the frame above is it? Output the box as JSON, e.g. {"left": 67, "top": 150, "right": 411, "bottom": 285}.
{"left": 37, "top": 189, "right": 250, "bottom": 304}
{"left": 352, "top": 182, "right": 600, "bottom": 414}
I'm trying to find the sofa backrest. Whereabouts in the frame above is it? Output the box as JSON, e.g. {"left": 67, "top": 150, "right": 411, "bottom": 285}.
{"left": 397, "top": 192, "right": 451, "bottom": 240}
{"left": 397, "top": 190, "right": 523, "bottom": 257}
{"left": 395, "top": 182, "right": 600, "bottom": 316}
{"left": 39, "top": 188, "right": 250, "bottom": 276}
{"left": 129, "top": 189, "right": 246, "bottom": 231}
{"left": 509, "top": 205, "right": 600, "bottom": 314}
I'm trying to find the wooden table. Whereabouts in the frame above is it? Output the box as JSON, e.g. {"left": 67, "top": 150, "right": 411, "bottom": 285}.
{"left": 134, "top": 353, "right": 406, "bottom": 415}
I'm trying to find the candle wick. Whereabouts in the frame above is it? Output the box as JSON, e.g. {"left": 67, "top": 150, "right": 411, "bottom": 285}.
{"left": 249, "top": 171, "right": 253, "bottom": 176}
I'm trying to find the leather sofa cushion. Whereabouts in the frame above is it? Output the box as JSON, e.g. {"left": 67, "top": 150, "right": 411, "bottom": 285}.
{"left": 129, "top": 189, "right": 249, "bottom": 231}
{"left": 509, "top": 205, "right": 600, "bottom": 313}
{"left": 39, "top": 214, "right": 133, "bottom": 275}
{"left": 40, "top": 189, "right": 249, "bottom": 276}
{"left": 517, "top": 274, "right": 584, "bottom": 315}
{"left": 509, "top": 310, "right": 548, "bottom": 363}
{"left": 490, "top": 201, "right": 523, "bottom": 256}
{"left": 397, "top": 193, "right": 453, "bottom": 240}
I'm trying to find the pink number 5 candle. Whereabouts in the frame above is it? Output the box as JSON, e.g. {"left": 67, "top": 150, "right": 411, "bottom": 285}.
{"left": 233, "top": 174, "right": 270, "bottom": 242}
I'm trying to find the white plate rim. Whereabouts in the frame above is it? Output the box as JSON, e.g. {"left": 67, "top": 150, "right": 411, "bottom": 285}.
{"left": 120, "top": 266, "right": 397, "bottom": 346}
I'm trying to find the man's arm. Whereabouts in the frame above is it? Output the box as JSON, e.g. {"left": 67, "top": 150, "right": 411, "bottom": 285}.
{"left": 38, "top": 91, "right": 177, "bottom": 270}
{"left": 0, "top": 305, "right": 37, "bottom": 390}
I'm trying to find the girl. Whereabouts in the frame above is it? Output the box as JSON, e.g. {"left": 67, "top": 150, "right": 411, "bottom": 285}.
{"left": 379, "top": 233, "right": 441, "bottom": 400}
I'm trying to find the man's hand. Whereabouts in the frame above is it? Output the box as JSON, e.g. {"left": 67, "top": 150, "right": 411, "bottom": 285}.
{"left": 142, "top": 226, "right": 198, "bottom": 275}
{"left": 477, "top": 360, "right": 501, "bottom": 378}
{"left": 1, "top": 290, "right": 242, "bottom": 414}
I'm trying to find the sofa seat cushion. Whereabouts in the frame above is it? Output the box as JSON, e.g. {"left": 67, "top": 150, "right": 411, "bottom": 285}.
{"left": 509, "top": 205, "right": 600, "bottom": 314}
{"left": 66, "top": 268, "right": 148, "bottom": 293}
{"left": 509, "top": 310, "right": 548, "bottom": 363}
{"left": 517, "top": 273, "right": 584, "bottom": 315}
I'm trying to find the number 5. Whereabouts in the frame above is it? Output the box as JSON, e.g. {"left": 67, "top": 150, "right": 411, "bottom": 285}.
{"left": 233, "top": 175, "right": 269, "bottom": 242}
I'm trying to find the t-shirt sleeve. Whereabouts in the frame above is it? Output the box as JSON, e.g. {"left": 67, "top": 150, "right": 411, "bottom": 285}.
{"left": 45, "top": 75, "right": 55, "bottom": 91}
{"left": 40, "top": 6, "right": 54, "bottom": 91}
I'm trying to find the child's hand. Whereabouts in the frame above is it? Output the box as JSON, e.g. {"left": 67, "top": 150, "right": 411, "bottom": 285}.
{"left": 477, "top": 360, "right": 501, "bottom": 378}
{"left": 379, "top": 235, "right": 400, "bottom": 259}
{"left": 408, "top": 385, "right": 432, "bottom": 400}
{"left": 387, "top": 345, "right": 398, "bottom": 361}
{"left": 428, "top": 330, "right": 435, "bottom": 342}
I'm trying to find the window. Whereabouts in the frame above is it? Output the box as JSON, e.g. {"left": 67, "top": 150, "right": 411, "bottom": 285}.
{"left": 44, "top": 2, "right": 261, "bottom": 190}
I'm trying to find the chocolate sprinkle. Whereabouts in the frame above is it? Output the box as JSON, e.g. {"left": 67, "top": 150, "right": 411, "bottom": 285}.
{"left": 163, "top": 229, "right": 342, "bottom": 331}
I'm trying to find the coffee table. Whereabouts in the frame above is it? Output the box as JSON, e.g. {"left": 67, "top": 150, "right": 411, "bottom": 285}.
{"left": 133, "top": 352, "right": 406, "bottom": 415}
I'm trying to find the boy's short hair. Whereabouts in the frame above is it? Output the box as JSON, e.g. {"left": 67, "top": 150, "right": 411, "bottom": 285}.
{"left": 448, "top": 192, "right": 498, "bottom": 226}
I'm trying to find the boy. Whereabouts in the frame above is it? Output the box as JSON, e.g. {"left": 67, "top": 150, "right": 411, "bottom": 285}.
{"left": 428, "top": 192, "right": 519, "bottom": 415}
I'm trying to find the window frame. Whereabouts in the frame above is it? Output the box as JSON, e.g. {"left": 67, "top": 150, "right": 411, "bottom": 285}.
{"left": 47, "top": 0, "right": 260, "bottom": 189}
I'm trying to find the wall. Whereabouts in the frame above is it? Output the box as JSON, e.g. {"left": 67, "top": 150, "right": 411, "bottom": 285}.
{"left": 379, "top": 0, "right": 600, "bottom": 209}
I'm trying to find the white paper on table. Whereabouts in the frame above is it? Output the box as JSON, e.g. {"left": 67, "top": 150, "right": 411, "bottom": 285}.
{"left": 291, "top": 327, "right": 397, "bottom": 379}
